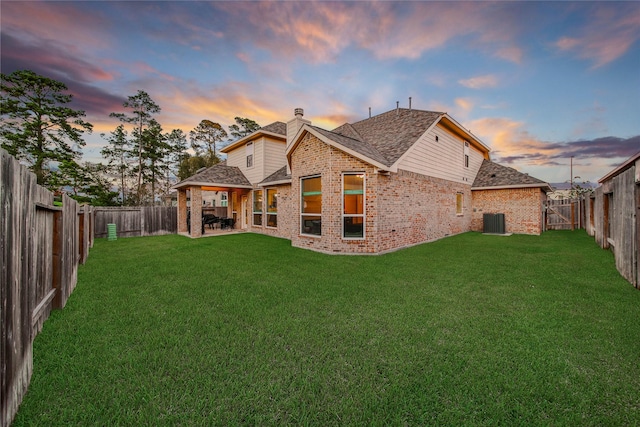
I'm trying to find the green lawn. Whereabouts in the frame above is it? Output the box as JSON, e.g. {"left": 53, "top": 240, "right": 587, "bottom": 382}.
{"left": 13, "top": 231, "right": 640, "bottom": 426}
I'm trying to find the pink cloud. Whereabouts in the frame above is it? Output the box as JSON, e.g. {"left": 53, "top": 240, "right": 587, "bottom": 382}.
{"left": 553, "top": 4, "right": 640, "bottom": 67}
{"left": 458, "top": 75, "right": 499, "bottom": 90}
{"left": 215, "top": 2, "right": 528, "bottom": 64}
{"left": 1, "top": 1, "right": 111, "bottom": 51}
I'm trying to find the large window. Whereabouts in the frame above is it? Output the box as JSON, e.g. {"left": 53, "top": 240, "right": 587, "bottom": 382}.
{"left": 266, "top": 188, "right": 278, "bottom": 228}
{"left": 301, "top": 176, "right": 321, "bottom": 236}
{"left": 253, "top": 190, "right": 262, "bottom": 226}
{"left": 343, "top": 173, "right": 365, "bottom": 238}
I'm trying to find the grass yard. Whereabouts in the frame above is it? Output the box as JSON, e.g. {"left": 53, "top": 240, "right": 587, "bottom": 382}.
{"left": 13, "top": 231, "right": 640, "bottom": 425}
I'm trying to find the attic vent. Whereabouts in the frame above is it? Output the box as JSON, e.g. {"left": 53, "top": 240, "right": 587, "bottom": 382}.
{"left": 435, "top": 135, "right": 439, "bottom": 142}
{"left": 490, "top": 173, "right": 496, "bottom": 178}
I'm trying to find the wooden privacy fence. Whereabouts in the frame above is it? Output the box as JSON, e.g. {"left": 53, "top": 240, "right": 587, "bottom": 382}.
{"left": 545, "top": 198, "right": 584, "bottom": 230}
{"left": 0, "top": 149, "right": 94, "bottom": 427}
{"left": 94, "top": 206, "right": 177, "bottom": 238}
{"left": 584, "top": 159, "right": 639, "bottom": 288}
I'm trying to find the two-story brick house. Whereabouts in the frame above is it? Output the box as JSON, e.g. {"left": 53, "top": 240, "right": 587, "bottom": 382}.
{"left": 173, "top": 107, "right": 550, "bottom": 254}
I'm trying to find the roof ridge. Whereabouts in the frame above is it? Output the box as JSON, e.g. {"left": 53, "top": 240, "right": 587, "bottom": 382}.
{"left": 350, "top": 107, "right": 444, "bottom": 126}
{"left": 331, "top": 122, "right": 364, "bottom": 142}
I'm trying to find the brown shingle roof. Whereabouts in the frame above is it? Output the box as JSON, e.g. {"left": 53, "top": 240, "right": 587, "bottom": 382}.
{"left": 260, "top": 121, "right": 286, "bottom": 135}
{"left": 310, "top": 125, "right": 390, "bottom": 167}
{"left": 173, "top": 161, "right": 251, "bottom": 189}
{"left": 328, "top": 108, "right": 443, "bottom": 167}
{"left": 472, "top": 160, "right": 550, "bottom": 190}
{"left": 259, "top": 165, "right": 291, "bottom": 185}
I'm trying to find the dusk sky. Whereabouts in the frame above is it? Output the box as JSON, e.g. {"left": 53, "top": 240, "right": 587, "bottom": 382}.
{"left": 2, "top": 1, "right": 639, "bottom": 184}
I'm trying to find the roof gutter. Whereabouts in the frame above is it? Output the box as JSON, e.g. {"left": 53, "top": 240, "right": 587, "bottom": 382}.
{"left": 171, "top": 180, "right": 254, "bottom": 190}
{"left": 258, "top": 179, "right": 292, "bottom": 187}
{"left": 472, "top": 183, "right": 553, "bottom": 193}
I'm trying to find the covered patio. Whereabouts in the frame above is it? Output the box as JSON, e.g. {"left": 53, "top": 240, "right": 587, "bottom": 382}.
{"left": 172, "top": 163, "right": 253, "bottom": 238}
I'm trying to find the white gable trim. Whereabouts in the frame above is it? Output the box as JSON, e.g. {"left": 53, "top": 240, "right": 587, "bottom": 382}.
{"left": 222, "top": 130, "right": 285, "bottom": 153}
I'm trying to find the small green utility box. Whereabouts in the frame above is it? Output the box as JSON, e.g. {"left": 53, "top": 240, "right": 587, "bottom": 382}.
{"left": 107, "top": 223, "right": 117, "bottom": 241}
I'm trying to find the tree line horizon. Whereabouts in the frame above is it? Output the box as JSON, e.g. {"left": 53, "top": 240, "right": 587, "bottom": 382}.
{"left": 0, "top": 69, "right": 261, "bottom": 206}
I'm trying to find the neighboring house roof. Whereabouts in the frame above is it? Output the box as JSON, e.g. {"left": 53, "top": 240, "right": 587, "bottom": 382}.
{"left": 287, "top": 108, "right": 490, "bottom": 171}
{"left": 598, "top": 150, "right": 640, "bottom": 183}
{"left": 472, "top": 160, "right": 552, "bottom": 192}
{"left": 221, "top": 121, "right": 286, "bottom": 153}
{"left": 258, "top": 165, "right": 291, "bottom": 186}
{"left": 172, "top": 161, "right": 252, "bottom": 190}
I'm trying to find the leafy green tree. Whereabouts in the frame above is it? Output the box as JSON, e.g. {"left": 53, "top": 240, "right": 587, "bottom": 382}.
{"left": 189, "top": 119, "right": 227, "bottom": 162}
{"left": 163, "top": 128, "right": 188, "bottom": 192}
{"left": 138, "top": 119, "right": 167, "bottom": 204}
{"left": 110, "top": 90, "right": 160, "bottom": 203}
{"left": 100, "top": 124, "right": 131, "bottom": 204}
{"left": 0, "top": 69, "right": 92, "bottom": 187}
{"left": 82, "top": 162, "right": 120, "bottom": 206}
{"left": 48, "top": 160, "right": 119, "bottom": 206}
{"left": 177, "top": 153, "right": 212, "bottom": 181}
{"left": 228, "top": 116, "right": 260, "bottom": 140}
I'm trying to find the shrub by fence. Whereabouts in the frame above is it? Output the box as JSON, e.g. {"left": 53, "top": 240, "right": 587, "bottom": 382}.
{"left": 0, "top": 148, "right": 93, "bottom": 427}
{"left": 94, "top": 206, "right": 177, "bottom": 238}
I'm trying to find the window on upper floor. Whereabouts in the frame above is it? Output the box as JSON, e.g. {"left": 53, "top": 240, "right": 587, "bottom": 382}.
{"left": 464, "top": 141, "right": 470, "bottom": 168}
{"left": 301, "top": 175, "right": 321, "bottom": 236}
{"left": 246, "top": 142, "right": 254, "bottom": 168}
{"left": 343, "top": 173, "right": 365, "bottom": 239}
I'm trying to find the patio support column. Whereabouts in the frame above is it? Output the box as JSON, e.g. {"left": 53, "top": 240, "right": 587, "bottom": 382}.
{"left": 190, "top": 185, "right": 203, "bottom": 237}
{"left": 177, "top": 188, "right": 188, "bottom": 233}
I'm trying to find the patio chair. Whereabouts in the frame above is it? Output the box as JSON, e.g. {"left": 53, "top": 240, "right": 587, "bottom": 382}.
{"left": 220, "top": 218, "right": 235, "bottom": 230}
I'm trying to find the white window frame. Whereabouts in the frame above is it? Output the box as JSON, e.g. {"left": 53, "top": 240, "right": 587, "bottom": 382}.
{"left": 300, "top": 175, "right": 322, "bottom": 237}
{"left": 266, "top": 188, "right": 278, "bottom": 228}
{"left": 220, "top": 192, "right": 228, "bottom": 207}
{"left": 252, "top": 189, "right": 262, "bottom": 226}
{"left": 342, "top": 172, "right": 366, "bottom": 240}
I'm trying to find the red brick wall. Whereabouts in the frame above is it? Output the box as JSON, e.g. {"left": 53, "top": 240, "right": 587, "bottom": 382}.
{"left": 375, "top": 170, "right": 472, "bottom": 253}
{"left": 471, "top": 187, "right": 546, "bottom": 235}
{"left": 289, "top": 133, "right": 473, "bottom": 254}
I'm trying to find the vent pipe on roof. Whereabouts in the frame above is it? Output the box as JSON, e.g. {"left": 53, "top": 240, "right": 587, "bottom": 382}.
{"left": 409, "top": 97, "right": 412, "bottom": 110}
{"left": 368, "top": 107, "right": 371, "bottom": 118}
{"left": 396, "top": 101, "right": 399, "bottom": 116}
